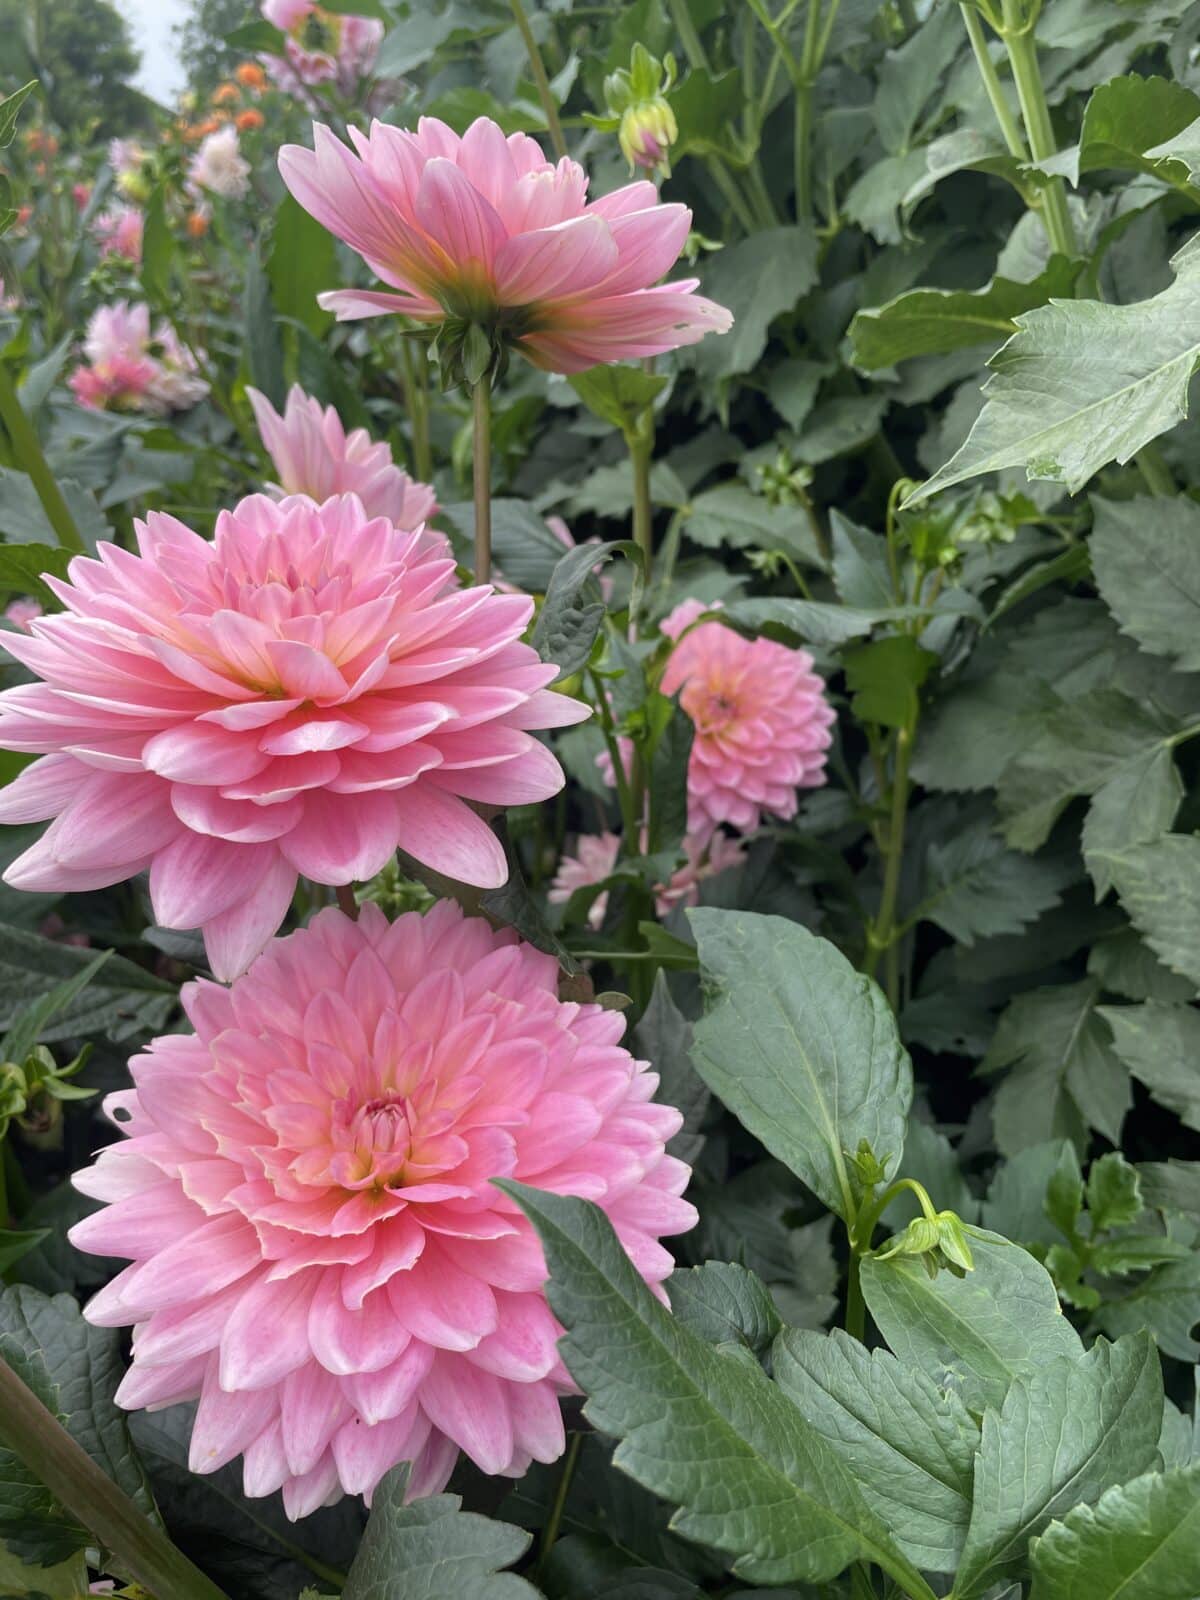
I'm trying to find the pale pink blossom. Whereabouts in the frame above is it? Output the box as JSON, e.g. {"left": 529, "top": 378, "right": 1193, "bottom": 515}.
{"left": 187, "top": 125, "right": 251, "bottom": 201}
{"left": 661, "top": 620, "right": 835, "bottom": 840}
{"left": 69, "top": 900, "right": 695, "bottom": 1517}
{"left": 660, "top": 595, "right": 721, "bottom": 641}
{"left": 3, "top": 599, "right": 42, "bottom": 631}
{"left": 278, "top": 116, "right": 733, "bottom": 373}
{"left": 73, "top": 182, "right": 93, "bottom": 211}
{"left": 0, "top": 492, "right": 588, "bottom": 978}
{"left": 93, "top": 206, "right": 144, "bottom": 264}
{"left": 68, "top": 302, "right": 208, "bottom": 416}
{"left": 247, "top": 385, "right": 438, "bottom": 533}
{"left": 551, "top": 828, "right": 745, "bottom": 928}
{"left": 108, "top": 139, "right": 149, "bottom": 201}
{"left": 261, "top": 0, "right": 383, "bottom": 93}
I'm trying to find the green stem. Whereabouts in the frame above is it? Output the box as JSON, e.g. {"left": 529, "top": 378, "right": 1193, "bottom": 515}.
{"left": 538, "top": 1429, "right": 582, "bottom": 1573}
{"left": 959, "top": 3, "right": 1028, "bottom": 159}
{"left": 864, "top": 721, "right": 915, "bottom": 1010}
{"left": 472, "top": 379, "right": 492, "bottom": 583}
{"left": 1136, "top": 443, "right": 1176, "bottom": 496}
{"left": 999, "top": 0, "right": 1076, "bottom": 256}
{"left": 794, "top": 0, "right": 823, "bottom": 223}
{"left": 629, "top": 431, "right": 654, "bottom": 573}
{"left": 845, "top": 1252, "right": 865, "bottom": 1340}
{"left": 705, "top": 156, "right": 759, "bottom": 233}
{"left": 855, "top": 1177, "right": 938, "bottom": 1248}
{"left": 0, "top": 1356, "right": 230, "bottom": 1600}
{"left": 0, "top": 361, "right": 85, "bottom": 554}
{"left": 508, "top": 0, "right": 568, "bottom": 160}
{"left": 399, "top": 336, "right": 433, "bottom": 484}
{"left": 667, "top": 0, "right": 712, "bottom": 72}
{"left": 590, "top": 668, "right": 638, "bottom": 842}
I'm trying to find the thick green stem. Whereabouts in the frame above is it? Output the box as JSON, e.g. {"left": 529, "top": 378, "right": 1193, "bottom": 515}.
{"left": 794, "top": 0, "right": 822, "bottom": 223}
{"left": 959, "top": 3, "right": 1028, "bottom": 159}
{"left": 845, "top": 1253, "right": 865, "bottom": 1340}
{"left": 667, "top": 0, "right": 712, "bottom": 72}
{"left": 999, "top": 2, "right": 1076, "bottom": 256}
{"left": 472, "top": 379, "right": 492, "bottom": 584}
{"left": 864, "top": 722, "right": 915, "bottom": 1010}
{"left": 0, "top": 361, "right": 85, "bottom": 554}
{"left": 705, "top": 156, "right": 759, "bottom": 233}
{"left": 0, "top": 1357, "right": 229, "bottom": 1600}
{"left": 508, "top": 0, "right": 568, "bottom": 160}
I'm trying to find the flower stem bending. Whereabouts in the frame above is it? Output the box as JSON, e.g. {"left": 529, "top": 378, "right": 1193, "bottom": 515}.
{"left": 0, "top": 1355, "right": 230, "bottom": 1600}
{"left": 472, "top": 378, "right": 493, "bottom": 584}
{"left": 508, "top": 0, "right": 568, "bottom": 161}
{"left": 0, "top": 359, "right": 85, "bottom": 554}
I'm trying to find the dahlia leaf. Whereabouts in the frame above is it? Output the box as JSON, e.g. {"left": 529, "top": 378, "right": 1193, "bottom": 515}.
{"left": 243, "top": 247, "right": 285, "bottom": 410}
{"left": 632, "top": 972, "right": 707, "bottom": 1165}
{"left": 0, "top": 543, "right": 73, "bottom": 609}
{"left": 1039, "top": 73, "right": 1200, "bottom": 190}
{"left": 1090, "top": 494, "right": 1200, "bottom": 671}
{"left": 666, "top": 1262, "right": 782, "bottom": 1356}
{"left": 1099, "top": 1001, "right": 1200, "bottom": 1134}
{"left": 1093, "top": 833, "right": 1200, "bottom": 987}
{"left": 532, "top": 538, "right": 639, "bottom": 681}
{"left": 772, "top": 1327, "right": 978, "bottom": 1574}
{"left": 140, "top": 187, "right": 173, "bottom": 308}
{"left": 687, "top": 909, "right": 911, "bottom": 1222}
{"left": 918, "top": 811, "right": 1073, "bottom": 946}
{"left": 685, "top": 228, "right": 817, "bottom": 381}
{"left": 859, "top": 1229, "right": 1082, "bottom": 1414}
{"left": 0, "top": 923, "right": 173, "bottom": 1044}
{"left": 568, "top": 367, "right": 668, "bottom": 434}
{"left": 904, "top": 239, "right": 1200, "bottom": 504}
{"left": 342, "top": 1464, "right": 539, "bottom": 1600}
{"left": 269, "top": 194, "right": 336, "bottom": 339}
{"left": 1092, "top": 1256, "right": 1200, "bottom": 1362}
{"left": 502, "top": 1181, "right": 936, "bottom": 1597}
{"left": 1029, "top": 1464, "right": 1200, "bottom": 1600}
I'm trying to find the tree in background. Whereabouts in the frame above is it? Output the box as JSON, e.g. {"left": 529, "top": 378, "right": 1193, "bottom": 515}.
{"left": 0, "top": 0, "right": 154, "bottom": 135}
{"left": 176, "top": 0, "right": 253, "bottom": 96}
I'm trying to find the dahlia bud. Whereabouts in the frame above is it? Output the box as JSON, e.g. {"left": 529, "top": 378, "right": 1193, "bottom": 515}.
{"left": 619, "top": 96, "right": 678, "bottom": 174}
{"left": 873, "top": 1208, "right": 982, "bottom": 1281}
{"left": 592, "top": 43, "right": 678, "bottom": 176}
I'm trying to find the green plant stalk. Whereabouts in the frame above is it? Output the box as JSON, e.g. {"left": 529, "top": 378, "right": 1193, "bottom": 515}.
{"left": 1135, "top": 441, "right": 1176, "bottom": 496}
{"left": 472, "top": 379, "right": 492, "bottom": 583}
{"left": 705, "top": 155, "right": 760, "bottom": 233}
{"left": 865, "top": 721, "right": 915, "bottom": 1009}
{"left": 0, "top": 360, "right": 85, "bottom": 554}
{"left": 959, "top": 4, "right": 1028, "bottom": 159}
{"left": 667, "top": 0, "right": 713, "bottom": 72}
{"left": 998, "top": 2, "right": 1076, "bottom": 257}
{"left": 537, "top": 1429, "right": 582, "bottom": 1572}
{"left": 794, "top": 0, "right": 823, "bottom": 223}
{"left": 398, "top": 335, "right": 433, "bottom": 483}
{"left": 508, "top": 0, "right": 568, "bottom": 160}
{"left": 628, "top": 428, "right": 654, "bottom": 575}
{"left": 0, "top": 1356, "right": 230, "bottom": 1600}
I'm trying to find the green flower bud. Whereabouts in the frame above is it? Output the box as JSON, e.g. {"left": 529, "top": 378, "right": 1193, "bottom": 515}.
{"left": 618, "top": 96, "right": 678, "bottom": 176}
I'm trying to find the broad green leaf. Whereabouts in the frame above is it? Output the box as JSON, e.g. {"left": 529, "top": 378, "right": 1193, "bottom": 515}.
{"left": 1138, "top": 1159, "right": 1200, "bottom": 1217}
{"left": 501, "top": 1183, "right": 936, "bottom": 1596}
{"left": 0, "top": 1229, "right": 48, "bottom": 1274}
{"left": 792, "top": 395, "right": 889, "bottom": 464}
{"left": 873, "top": 4, "right": 962, "bottom": 155}
{"left": 342, "top": 1464, "right": 537, "bottom": 1599}
{"left": 646, "top": 698, "right": 692, "bottom": 854}
{"left": 683, "top": 485, "right": 824, "bottom": 567}
{"left": 1087, "top": 926, "right": 1196, "bottom": 1005}
{"left": 0, "top": 1337, "right": 85, "bottom": 1565}
{"left": 1098, "top": 1002, "right": 1200, "bottom": 1133}
{"left": 1096, "top": 834, "right": 1200, "bottom": 986}
{"left": 850, "top": 260, "right": 1078, "bottom": 370}
{"left": 669, "top": 66, "right": 743, "bottom": 163}
{"left": 268, "top": 195, "right": 336, "bottom": 339}
{"left": 860, "top": 1230, "right": 1082, "bottom": 1413}
{"left": 667, "top": 1262, "right": 782, "bottom": 1356}
{"left": 0, "top": 82, "right": 37, "bottom": 148}
{"left": 1043, "top": 74, "right": 1200, "bottom": 189}
{"left": 1082, "top": 744, "right": 1182, "bottom": 897}
{"left": 1029, "top": 1464, "right": 1200, "bottom": 1599}
{"left": 688, "top": 909, "right": 912, "bottom": 1220}
{"left": 954, "top": 1333, "right": 1163, "bottom": 1597}
{"left": 0, "top": 923, "right": 174, "bottom": 1044}
{"left": 568, "top": 367, "right": 667, "bottom": 434}
{"left": 1086, "top": 1152, "right": 1143, "bottom": 1233}
{"left": 0, "top": 1543, "right": 85, "bottom": 1597}
{"left": 376, "top": 5, "right": 493, "bottom": 77}
{"left": 242, "top": 249, "right": 285, "bottom": 410}
{"left": 530, "top": 539, "right": 633, "bottom": 681}
{"left": 1, "top": 948, "right": 110, "bottom": 1064}
{"left": 0, "top": 468, "right": 111, "bottom": 552}
{"left": 1089, "top": 494, "right": 1200, "bottom": 671}
{"left": 1094, "top": 1257, "right": 1200, "bottom": 1362}
{"left": 829, "top": 511, "right": 892, "bottom": 608}
{"left": 905, "top": 242, "right": 1200, "bottom": 504}
{"left": 140, "top": 187, "right": 173, "bottom": 308}
{"left": 631, "top": 972, "right": 707, "bottom": 1165}
{"left": 0, "top": 544, "right": 73, "bottom": 606}
{"left": 440, "top": 499, "right": 572, "bottom": 591}
{"left": 919, "top": 813, "right": 1072, "bottom": 945}
{"left": 843, "top": 635, "right": 936, "bottom": 729}
{"left": 225, "top": 19, "right": 286, "bottom": 51}
{"left": 982, "top": 1141, "right": 1077, "bottom": 1249}
{"left": 773, "top": 1327, "right": 979, "bottom": 1573}
{"left": 685, "top": 229, "right": 817, "bottom": 381}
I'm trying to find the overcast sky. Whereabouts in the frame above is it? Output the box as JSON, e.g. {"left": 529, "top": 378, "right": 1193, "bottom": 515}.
{"left": 118, "top": 0, "right": 192, "bottom": 104}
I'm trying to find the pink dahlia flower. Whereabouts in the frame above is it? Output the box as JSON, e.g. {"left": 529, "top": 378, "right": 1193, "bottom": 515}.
{"left": 262, "top": 0, "right": 383, "bottom": 92}
{"left": 248, "top": 385, "right": 438, "bottom": 534}
{"left": 550, "top": 828, "right": 745, "bottom": 928}
{"left": 3, "top": 598, "right": 42, "bottom": 632}
{"left": 660, "top": 620, "right": 835, "bottom": 840}
{"left": 69, "top": 901, "right": 695, "bottom": 1517}
{"left": 93, "top": 205, "right": 144, "bottom": 264}
{"left": 278, "top": 116, "right": 733, "bottom": 373}
{"left": 0, "top": 492, "right": 588, "bottom": 979}
{"left": 187, "top": 125, "right": 251, "bottom": 201}
{"left": 68, "top": 302, "right": 208, "bottom": 417}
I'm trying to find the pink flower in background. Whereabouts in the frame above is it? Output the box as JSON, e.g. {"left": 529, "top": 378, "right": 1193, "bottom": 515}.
{"left": 550, "top": 828, "right": 745, "bottom": 928}
{"left": 73, "top": 182, "right": 93, "bottom": 211}
{"left": 247, "top": 385, "right": 438, "bottom": 533}
{"left": 278, "top": 116, "right": 732, "bottom": 373}
{"left": 659, "top": 595, "right": 721, "bottom": 641}
{"left": 261, "top": 0, "right": 383, "bottom": 93}
{"left": 0, "top": 492, "right": 588, "bottom": 978}
{"left": 108, "top": 138, "right": 149, "bottom": 201}
{"left": 93, "top": 206, "right": 144, "bottom": 264}
{"left": 661, "top": 619, "right": 834, "bottom": 839}
{"left": 187, "top": 125, "right": 251, "bottom": 200}
{"left": 68, "top": 302, "right": 208, "bottom": 417}
{"left": 3, "top": 599, "right": 42, "bottom": 632}
{"left": 69, "top": 900, "right": 695, "bottom": 1517}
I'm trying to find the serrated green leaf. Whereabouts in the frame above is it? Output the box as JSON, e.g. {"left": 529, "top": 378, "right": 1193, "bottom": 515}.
{"left": 982, "top": 1141, "right": 1078, "bottom": 1249}
{"left": 225, "top": 19, "right": 286, "bottom": 51}
{"left": 688, "top": 909, "right": 911, "bottom": 1221}
{"left": 1089, "top": 494, "right": 1200, "bottom": 672}
{"left": 0, "top": 544, "right": 73, "bottom": 607}
{"left": 850, "top": 260, "right": 1078, "bottom": 370}
{"left": 1082, "top": 744, "right": 1182, "bottom": 897}
{"left": 843, "top": 635, "right": 936, "bottom": 729}
{"left": 1096, "top": 834, "right": 1200, "bottom": 987}
{"left": 685, "top": 229, "right": 817, "bottom": 381}
{"left": 667, "top": 1262, "right": 781, "bottom": 1356}
{"left": 1098, "top": 1002, "right": 1200, "bottom": 1133}
{"left": 342, "top": 1464, "right": 537, "bottom": 1599}
{"left": 631, "top": 973, "right": 706, "bottom": 1165}
{"left": 683, "top": 485, "right": 824, "bottom": 567}
{"left": 860, "top": 1231, "right": 1082, "bottom": 1413}
{"left": 1047, "top": 74, "right": 1200, "bottom": 190}
{"left": 0, "top": 83, "right": 37, "bottom": 149}
{"left": 531, "top": 539, "right": 634, "bottom": 681}
{"left": 829, "top": 511, "right": 892, "bottom": 607}
{"left": 773, "top": 1327, "right": 979, "bottom": 1573}
{"left": 1029, "top": 1464, "right": 1200, "bottom": 1599}
{"left": 906, "top": 244, "right": 1200, "bottom": 504}
{"left": 0, "top": 924, "right": 174, "bottom": 1044}
{"left": 501, "top": 1183, "right": 935, "bottom": 1596}
{"left": 920, "top": 815, "right": 1072, "bottom": 946}
{"left": 1094, "top": 1256, "right": 1200, "bottom": 1362}
{"left": 568, "top": 367, "right": 667, "bottom": 433}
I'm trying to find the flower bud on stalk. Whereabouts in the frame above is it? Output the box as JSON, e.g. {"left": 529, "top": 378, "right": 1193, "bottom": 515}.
{"left": 588, "top": 43, "right": 679, "bottom": 176}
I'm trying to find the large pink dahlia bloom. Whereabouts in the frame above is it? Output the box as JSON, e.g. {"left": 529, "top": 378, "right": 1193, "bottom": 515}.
{"left": 660, "top": 620, "right": 835, "bottom": 840}
{"left": 262, "top": 0, "right": 383, "bottom": 93}
{"left": 248, "top": 384, "right": 438, "bottom": 533}
{"left": 69, "top": 901, "right": 696, "bottom": 1517}
{"left": 277, "top": 116, "right": 732, "bottom": 373}
{"left": 0, "top": 493, "right": 587, "bottom": 978}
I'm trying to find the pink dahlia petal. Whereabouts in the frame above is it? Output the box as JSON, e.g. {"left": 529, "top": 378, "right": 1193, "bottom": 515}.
{"left": 0, "top": 493, "right": 586, "bottom": 975}
{"left": 71, "top": 903, "right": 694, "bottom": 1513}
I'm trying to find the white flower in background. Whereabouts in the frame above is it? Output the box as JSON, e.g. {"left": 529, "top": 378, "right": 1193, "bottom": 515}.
{"left": 187, "top": 126, "right": 251, "bottom": 201}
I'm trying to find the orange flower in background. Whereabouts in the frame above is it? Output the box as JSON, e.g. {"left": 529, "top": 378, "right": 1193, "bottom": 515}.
{"left": 188, "top": 117, "right": 222, "bottom": 140}
{"left": 212, "top": 82, "right": 240, "bottom": 105}
{"left": 186, "top": 209, "right": 210, "bottom": 237}
{"left": 236, "top": 62, "right": 267, "bottom": 90}
{"left": 235, "top": 108, "right": 265, "bottom": 131}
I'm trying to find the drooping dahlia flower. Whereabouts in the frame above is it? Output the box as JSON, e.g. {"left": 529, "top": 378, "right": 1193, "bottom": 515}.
{"left": 277, "top": 116, "right": 733, "bottom": 373}
{"left": 69, "top": 901, "right": 695, "bottom": 1518}
{"left": 187, "top": 125, "right": 251, "bottom": 201}
{"left": 549, "top": 828, "right": 745, "bottom": 929}
{"left": 0, "top": 493, "right": 587, "bottom": 979}
{"left": 93, "top": 206, "right": 144, "bottom": 264}
{"left": 248, "top": 385, "right": 438, "bottom": 534}
{"left": 660, "top": 619, "right": 835, "bottom": 840}
{"left": 68, "top": 302, "right": 209, "bottom": 417}
{"left": 262, "top": 0, "right": 383, "bottom": 93}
